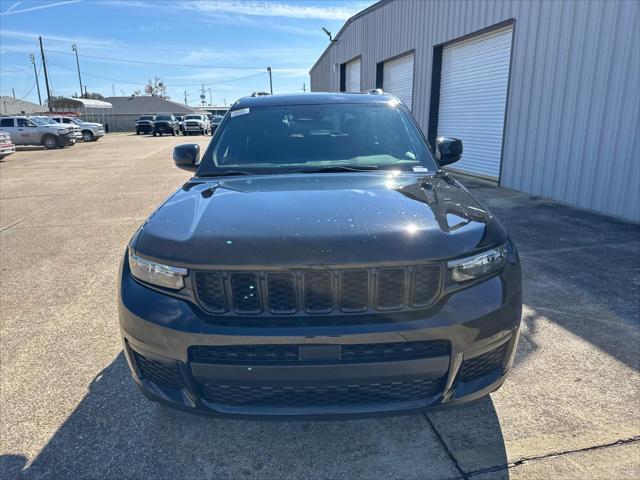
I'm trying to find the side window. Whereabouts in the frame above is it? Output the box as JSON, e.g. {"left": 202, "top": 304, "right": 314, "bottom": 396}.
{"left": 17, "top": 118, "right": 32, "bottom": 127}
{"left": 63, "top": 118, "right": 72, "bottom": 124}
{"left": 0, "top": 118, "right": 13, "bottom": 127}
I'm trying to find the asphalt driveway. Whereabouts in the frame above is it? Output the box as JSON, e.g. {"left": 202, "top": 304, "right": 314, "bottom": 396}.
{"left": 1, "top": 134, "right": 638, "bottom": 479}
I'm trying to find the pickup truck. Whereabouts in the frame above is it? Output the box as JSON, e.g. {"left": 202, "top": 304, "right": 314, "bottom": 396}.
{"left": 136, "top": 115, "right": 155, "bottom": 135}
{"left": 153, "top": 114, "right": 180, "bottom": 136}
{"left": 0, "top": 129, "right": 15, "bottom": 159}
{"left": 0, "top": 116, "right": 76, "bottom": 149}
{"left": 33, "top": 116, "right": 82, "bottom": 140}
{"left": 182, "top": 114, "right": 210, "bottom": 135}
{"left": 49, "top": 115, "right": 105, "bottom": 142}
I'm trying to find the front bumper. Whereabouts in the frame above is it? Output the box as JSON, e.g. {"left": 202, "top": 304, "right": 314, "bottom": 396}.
{"left": 94, "top": 129, "right": 105, "bottom": 138}
{"left": 136, "top": 124, "right": 153, "bottom": 134}
{"left": 154, "top": 124, "right": 175, "bottom": 134}
{"left": 59, "top": 134, "right": 75, "bottom": 146}
{"left": 0, "top": 143, "right": 15, "bottom": 155}
{"left": 119, "top": 257, "right": 522, "bottom": 419}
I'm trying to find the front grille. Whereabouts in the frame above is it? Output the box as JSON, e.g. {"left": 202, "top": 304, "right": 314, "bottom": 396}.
{"left": 132, "top": 351, "right": 183, "bottom": 389}
{"left": 198, "top": 378, "right": 445, "bottom": 407}
{"left": 458, "top": 342, "right": 509, "bottom": 382}
{"left": 186, "top": 121, "right": 199, "bottom": 127}
{"left": 194, "top": 265, "right": 441, "bottom": 315}
{"left": 189, "top": 340, "right": 450, "bottom": 365}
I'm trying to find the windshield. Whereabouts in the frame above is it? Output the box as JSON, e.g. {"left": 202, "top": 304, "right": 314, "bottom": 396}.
{"left": 199, "top": 103, "right": 436, "bottom": 175}
{"left": 139, "top": 116, "right": 154, "bottom": 121}
{"left": 31, "top": 117, "right": 52, "bottom": 125}
{"left": 156, "top": 115, "right": 171, "bottom": 121}
{"left": 212, "top": 115, "right": 223, "bottom": 123}
{"left": 185, "top": 115, "right": 201, "bottom": 120}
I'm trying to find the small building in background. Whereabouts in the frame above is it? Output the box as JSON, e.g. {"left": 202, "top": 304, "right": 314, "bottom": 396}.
{"left": 0, "top": 96, "right": 43, "bottom": 115}
{"left": 310, "top": 0, "right": 639, "bottom": 221}
{"left": 104, "top": 96, "right": 198, "bottom": 132}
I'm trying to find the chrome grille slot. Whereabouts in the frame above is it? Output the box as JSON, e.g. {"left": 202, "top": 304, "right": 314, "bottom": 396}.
{"left": 304, "top": 271, "right": 332, "bottom": 313}
{"left": 230, "top": 272, "right": 261, "bottom": 313}
{"left": 267, "top": 273, "right": 297, "bottom": 313}
{"left": 340, "top": 270, "right": 369, "bottom": 312}
{"left": 376, "top": 269, "right": 405, "bottom": 309}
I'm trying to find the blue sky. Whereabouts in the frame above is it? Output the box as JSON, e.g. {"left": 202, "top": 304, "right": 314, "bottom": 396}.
{"left": 0, "top": 0, "right": 371, "bottom": 106}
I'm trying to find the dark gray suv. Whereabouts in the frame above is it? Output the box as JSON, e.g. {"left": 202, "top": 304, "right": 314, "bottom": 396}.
{"left": 119, "top": 92, "right": 522, "bottom": 418}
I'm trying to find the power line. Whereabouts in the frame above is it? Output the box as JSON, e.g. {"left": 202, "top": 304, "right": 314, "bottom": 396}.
{"left": 45, "top": 48, "right": 305, "bottom": 71}
{"left": 46, "top": 62, "right": 266, "bottom": 88}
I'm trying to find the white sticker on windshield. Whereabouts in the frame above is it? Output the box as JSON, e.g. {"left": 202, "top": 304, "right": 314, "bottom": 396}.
{"left": 231, "top": 108, "right": 250, "bottom": 117}
{"left": 413, "top": 166, "right": 429, "bottom": 172}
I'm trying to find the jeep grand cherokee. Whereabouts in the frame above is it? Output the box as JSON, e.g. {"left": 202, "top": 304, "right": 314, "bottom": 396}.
{"left": 119, "top": 92, "right": 522, "bottom": 418}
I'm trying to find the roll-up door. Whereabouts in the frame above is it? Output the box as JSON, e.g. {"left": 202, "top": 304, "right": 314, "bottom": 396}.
{"left": 383, "top": 53, "right": 414, "bottom": 109}
{"left": 437, "top": 25, "right": 513, "bottom": 179}
{"left": 345, "top": 58, "right": 361, "bottom": 92}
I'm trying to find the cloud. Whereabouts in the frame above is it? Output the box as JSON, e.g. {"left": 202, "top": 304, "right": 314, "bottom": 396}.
{"left": 1, "top": 0, "right": 82, "bottom": 16}
{"left": 176, "top": 1, "right": 364, "bottom": 20}
{"left": 0, "top": 29, "right": 115, "bottom": 48}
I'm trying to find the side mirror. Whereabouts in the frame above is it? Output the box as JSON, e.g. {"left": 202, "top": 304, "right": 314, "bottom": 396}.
{"left": 436, "top": 137, "right": 463, "bottom": 166}
{"left": 173, "top": 144, "right": 200, "bottom": 172}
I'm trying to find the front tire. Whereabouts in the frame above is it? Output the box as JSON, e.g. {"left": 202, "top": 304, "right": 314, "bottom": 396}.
{"left": 153, "top": 132, "right": 157, "bottom": 137}
{"left": 43, "top": 135, "right": 58, "bottom": 149}
{"left": 136, "top": 130, "right": 140, "bottom": 135}
{"left": 82, "top": 130, "right": 94, "bottom": 142}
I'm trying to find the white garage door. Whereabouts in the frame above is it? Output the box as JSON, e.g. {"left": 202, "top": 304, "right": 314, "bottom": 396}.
{"left": 345, "top": 58, "right": 361, "bottom": 92}
{"left": 383, "top": 53, "right": 414, "bottom": 109}
{"left": 437, "top": 25, "right": 513, "bottom": 179}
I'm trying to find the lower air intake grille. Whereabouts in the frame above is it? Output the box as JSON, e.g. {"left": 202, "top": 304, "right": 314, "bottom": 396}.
{"left": 341, "top": 340, "right": 450, "bottom": 362}
{"left": 198, "top": 378, "right": 445, "bottom": 407}
{"left": 132, "top": 351, "right": 183, "bottom": 389}
{"left": 190, "top": 340, "right": 450, "bottom": 365}
{"left": 459, "top": 342, "right": 509, "bottom": 382}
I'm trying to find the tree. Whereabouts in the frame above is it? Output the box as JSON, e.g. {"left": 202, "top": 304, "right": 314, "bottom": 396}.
{"left": 143, "top": 77, "right": 168, "bottom": 98}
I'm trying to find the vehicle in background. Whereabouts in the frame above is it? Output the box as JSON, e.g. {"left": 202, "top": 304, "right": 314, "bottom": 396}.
{"left": 136, "top": 115, "right": 156, "bottom": 135}
{"left": 210, "top": 115, "right": 223, "bottom": 135}
{"left": 49, "top": 115, "right": 105, "bottom": 142}
{"left": 174, "top": 115, "right": 185, "bottom": 135}
{"left": 0, "top": 116, "right": 76, "bottom": 149}
{"left": 152, "top": 114, "right": 180, "bottom": 136}
{"left": 183, "top": 114, "right": 210, "bottom": 135}
{"left": 0, "top": 129, "right": 15, "bottom": 159}
{"left": 32, "top": 116, "right": 82, "bottom": 141}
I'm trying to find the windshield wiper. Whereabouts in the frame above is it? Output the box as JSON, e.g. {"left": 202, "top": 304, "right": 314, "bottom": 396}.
{"left": 201, "top": 170, "right": 255, "bottom": 177}
{"left": 289, "top": 165, "right": 380, "bottom": 174}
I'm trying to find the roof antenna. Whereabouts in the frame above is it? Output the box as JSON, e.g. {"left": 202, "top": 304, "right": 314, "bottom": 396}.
{"left": 322, "top": 27, "right": 335, "bottom": 42}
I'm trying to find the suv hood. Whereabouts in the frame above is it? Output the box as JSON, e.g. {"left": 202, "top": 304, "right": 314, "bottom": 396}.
{"left": 134, "top": 172, "right": 506, "bottom": 267}
{"left": 79, "top": 122, "right": 101, "bottom": 127}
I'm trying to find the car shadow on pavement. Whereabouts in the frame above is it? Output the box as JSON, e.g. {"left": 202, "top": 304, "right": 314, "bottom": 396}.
{"left": 3, "top": 352, "right": 509, "bottom": 480}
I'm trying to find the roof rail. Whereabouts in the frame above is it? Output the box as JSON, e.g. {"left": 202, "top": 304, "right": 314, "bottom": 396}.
{"left": 250, "top": 91, "right": 271, "bottom": 97}
{"left": 366, "top": 89, "right": 384, "bottom": 95}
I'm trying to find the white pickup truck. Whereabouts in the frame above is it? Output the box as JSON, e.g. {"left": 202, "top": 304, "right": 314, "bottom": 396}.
{"left": 50, "top": 115, "right": 105, "bottom": 142}
{"left": 182, "top": 114, "right": 211, "bottom": 135}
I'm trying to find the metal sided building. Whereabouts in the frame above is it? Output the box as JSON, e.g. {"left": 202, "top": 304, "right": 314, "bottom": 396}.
{"left": 310, "top": 0, "right": 640, "bottom": 221}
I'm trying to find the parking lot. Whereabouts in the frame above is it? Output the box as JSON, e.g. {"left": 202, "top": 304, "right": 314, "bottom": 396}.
{"left": 1, "top": 133, "right": 638, "bottom": 479}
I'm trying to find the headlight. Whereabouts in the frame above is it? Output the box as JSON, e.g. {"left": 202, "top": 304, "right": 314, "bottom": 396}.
{"left": 447, "top": 245, "right": 507, "bottom": 282}
{"left": 58, "top": 128, "right": 68, "bottom": 134}
{"left": 128, "top": 251, "right": 187, "bottom": 290}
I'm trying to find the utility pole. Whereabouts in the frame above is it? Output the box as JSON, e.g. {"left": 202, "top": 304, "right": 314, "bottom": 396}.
{"left": 72, "top": 44, "right": 84, "bottom": 98}
{"left": 208, "top": 88, "right": 212, "bottom": 106}
{"left": 12, "top": 88, "right": 15, "bottom": 99}
{"left": 303, "top": 82, "right": 306, "bottom": 92}
{"left": 38, "top": 36, "right": 53, "bottom": 112}
{"left": 29, "top": 53, "right": 42, "bottom": 105}
{"left": 200, "top": 84, "right": 206, "bottom": 106}
{"left": 267, "top": 67, "right": 273, "bottom": 94}
{"left": 84, "top": 86, "right": 88, "bottom": 98}
{"left": 184, "top": 90, "right": 188, "bottom": 106}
